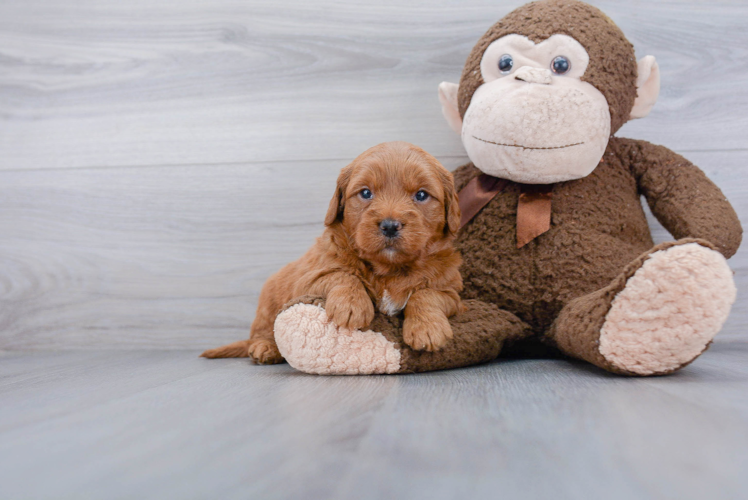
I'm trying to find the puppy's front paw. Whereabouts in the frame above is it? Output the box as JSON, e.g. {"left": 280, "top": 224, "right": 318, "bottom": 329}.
{"left": 248, "top": 339, "right": 284, "bottom": 365}
{"left": 403, "top": 313, "right": 454, "bottom": 352}
{"left": 326, "top": 286, "right": 375, "bottom": 331}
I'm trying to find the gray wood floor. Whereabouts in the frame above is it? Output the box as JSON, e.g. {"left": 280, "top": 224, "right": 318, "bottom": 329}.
{"left": 1, "top": 342, "right": 747, "bottom": 500}
{"left": 2, "top": 1, "right": 748, "bottom": 499}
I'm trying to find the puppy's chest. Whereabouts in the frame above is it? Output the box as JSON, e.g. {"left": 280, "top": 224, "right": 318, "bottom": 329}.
{"left": 367, "top": 275, "right": 422, "bottom": 317}
{"left": 377, "top": 289, "right": 412, "bottom": 316}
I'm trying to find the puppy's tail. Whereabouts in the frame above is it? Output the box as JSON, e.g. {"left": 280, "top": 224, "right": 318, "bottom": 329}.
{"left": 200, "top": 339, "right": 250, "bottom": 358}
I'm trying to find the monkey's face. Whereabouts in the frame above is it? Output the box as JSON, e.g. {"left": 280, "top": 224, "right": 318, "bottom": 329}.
{"left": 461, "top": 34, "right": 611, "bottom": 184}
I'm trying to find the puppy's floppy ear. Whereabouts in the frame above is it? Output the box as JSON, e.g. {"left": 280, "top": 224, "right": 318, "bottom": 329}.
{"left": 440, "top": 168, "right": 461, "bottom": 237}
{"left": 325, "top": 164, "right": 353, "bottom": 226}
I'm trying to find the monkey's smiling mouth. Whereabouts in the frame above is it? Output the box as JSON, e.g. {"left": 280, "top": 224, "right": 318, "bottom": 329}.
{"left": 472, "top": 135, "right": 584, "bottom": 150}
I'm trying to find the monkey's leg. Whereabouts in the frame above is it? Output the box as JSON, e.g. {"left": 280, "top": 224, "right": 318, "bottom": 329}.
{"left": 547, "top": 239, "right": 736, "bottom": 376}
{"left": 273, "top": 296, "right": 532, "bottom": 375}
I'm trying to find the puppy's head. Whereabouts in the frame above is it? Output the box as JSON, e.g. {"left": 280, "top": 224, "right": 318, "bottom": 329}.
{"left": 325, "top": 142, "right": 460, "bottom": 266}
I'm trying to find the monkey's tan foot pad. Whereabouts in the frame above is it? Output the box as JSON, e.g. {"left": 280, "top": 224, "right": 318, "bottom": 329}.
{"left": 599, "top": 242, "right": 736, "bottom": 375}
{"left": 274, "top": 300, "right": 402, "bottom": 375}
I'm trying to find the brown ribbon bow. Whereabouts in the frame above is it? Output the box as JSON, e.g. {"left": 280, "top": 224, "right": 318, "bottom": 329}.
{"left": 457, "top": 174, "right": 553, "bottom": 248}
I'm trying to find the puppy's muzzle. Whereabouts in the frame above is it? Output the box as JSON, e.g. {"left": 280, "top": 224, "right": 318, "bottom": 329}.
{"left": 379, "top": 219, "right": 402, "bottom": 239}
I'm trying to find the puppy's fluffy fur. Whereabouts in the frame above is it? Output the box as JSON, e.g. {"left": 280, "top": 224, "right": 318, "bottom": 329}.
{"left": 201, "top": 142, "right": 464, "bottom": 364}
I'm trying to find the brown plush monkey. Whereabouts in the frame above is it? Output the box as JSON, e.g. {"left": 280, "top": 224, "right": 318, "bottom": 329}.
{"left": 273, "top": 0, "right": 742, "bottom": 376}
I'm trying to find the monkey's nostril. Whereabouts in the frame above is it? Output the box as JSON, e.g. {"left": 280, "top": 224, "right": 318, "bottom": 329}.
{"left": 379, "top": 219, "right": 402, "bottom": 238}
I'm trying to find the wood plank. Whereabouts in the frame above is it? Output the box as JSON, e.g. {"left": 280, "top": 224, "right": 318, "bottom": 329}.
{"left": 0, "top": 151, "right": 745, "bottom": 350}
{"left": 0, "top": 351, "right": 225, "bottom": 431}
{"left": 0, "top": 347, "right": 746, "bottom": 499}
{"left": 0, "top": 0, "right": 746, "bottom": 171}
{"left": 336, "top": 344, "right": 748, "bottom": 500}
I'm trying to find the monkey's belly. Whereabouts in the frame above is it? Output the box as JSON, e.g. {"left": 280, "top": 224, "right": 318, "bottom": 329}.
{"left": 458, "top": 227, "right": 653, "bottom": 334}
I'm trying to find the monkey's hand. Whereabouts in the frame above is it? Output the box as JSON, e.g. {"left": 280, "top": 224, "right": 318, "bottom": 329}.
{"left": 325, "top": 284, "right": 375, "bottom": 331}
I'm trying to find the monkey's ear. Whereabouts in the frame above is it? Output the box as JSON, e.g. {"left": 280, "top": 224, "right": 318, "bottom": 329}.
{"left": 630, "top": 56, "right": 660, "bottom": 120}
{"left": 438, "top": 82, "right": 463, "bottom": 134}
{"left": 325, "top": 164, "right": 353, "bottom": 226}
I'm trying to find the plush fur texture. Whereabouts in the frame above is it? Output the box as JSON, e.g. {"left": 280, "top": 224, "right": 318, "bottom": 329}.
{"left": 599, "top": 243, "right": 736, "bottom": 375}
{"left": 201, "top": 141, "right": 464, "bottom": 363}
{"left": 453, "top": 138, "right": 741, "bottom": 338}
{"left": 462, "top": 70, "right": 610, "bottom": 183}
{"left": 462, "top": 33, "right": 612, "bottom": 183}
{"left": 457, "top": 0, "right": 638, "bottom": 135}
{"left": 546, "top": 238, "right": 728, "bottom": 375}
{"left": 273, "top": 0, "right": 742, "bottom": 377}
{"left": 275, "top": 298, "right": 402, "bottom": 375}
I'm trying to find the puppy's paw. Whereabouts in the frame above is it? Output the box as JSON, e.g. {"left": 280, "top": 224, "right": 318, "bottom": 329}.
{"left": 326, "top": 286, "right": 375, "bottom": 331}
{"left": 248, "top": 339, "right": 284, "bottom": 365}
{"left": 403, "top": 313, "right": 454, "bottom": 352}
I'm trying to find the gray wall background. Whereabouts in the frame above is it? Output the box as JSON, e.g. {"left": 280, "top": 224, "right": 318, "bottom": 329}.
{"left": 1, "top": 0, "right": 746, "bottom": 350}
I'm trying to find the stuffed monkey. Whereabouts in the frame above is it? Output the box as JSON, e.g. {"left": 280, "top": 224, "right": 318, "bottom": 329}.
{"left": 273, "top": 0, "right": 742, "bottom": 376}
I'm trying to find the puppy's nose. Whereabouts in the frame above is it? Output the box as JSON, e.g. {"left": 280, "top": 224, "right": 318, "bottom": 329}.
{"left": 379, "top": 219, "right": 402, "bottom": 238}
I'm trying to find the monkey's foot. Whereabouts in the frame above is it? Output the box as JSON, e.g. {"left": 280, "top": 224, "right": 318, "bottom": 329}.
{"left": 274, "top": 296, "right": 402, "bottom": 375}
{"left": 599, "top": 242, "right": 736, "bottom": 375}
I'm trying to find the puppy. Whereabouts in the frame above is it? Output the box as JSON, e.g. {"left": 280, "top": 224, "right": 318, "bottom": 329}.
{"left": 201, "top": 141, "right": 464, "bottom": 364}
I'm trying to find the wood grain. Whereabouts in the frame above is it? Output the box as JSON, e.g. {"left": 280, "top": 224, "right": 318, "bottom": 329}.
{"left": 0, "top": 0, "right": 746, "bottom": 171}
{"left": 0, "top": 346, "right": 747, "bottom": 499}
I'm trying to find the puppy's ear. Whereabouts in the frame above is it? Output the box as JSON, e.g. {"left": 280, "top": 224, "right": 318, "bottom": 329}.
{"left": 441, "top": 169, "right": 461, "bottom": 237}
{"left": 325, "top": 164, "right": 353, "bottom": 226}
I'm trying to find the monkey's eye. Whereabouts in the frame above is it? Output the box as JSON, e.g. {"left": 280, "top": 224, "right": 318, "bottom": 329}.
{"left": 498, "top": 54, "right": 513, "bottom": 74}
{"left": 414, "top": 190, "right": 430, "bottom": 203}
{"left": 359, "top": 188, "right": 373, "bottom": 200}
{"left": 551, "top": 56, "right": 571, "bottom": 75}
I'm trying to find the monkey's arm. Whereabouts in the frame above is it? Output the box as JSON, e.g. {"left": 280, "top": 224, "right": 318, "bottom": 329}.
{"left": 622, "top": 138, "right": 742, "bottom": 258}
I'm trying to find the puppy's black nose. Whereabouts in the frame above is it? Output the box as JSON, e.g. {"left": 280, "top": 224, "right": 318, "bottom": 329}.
{"left": 379, "top": 219, "right": 402, "bottom": 238}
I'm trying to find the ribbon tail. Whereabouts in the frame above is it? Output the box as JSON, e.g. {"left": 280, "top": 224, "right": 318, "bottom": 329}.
{"left": 516, "top": 186, "right": 553, "bottom": 248}
{"left": 457, "top": 174, "right": 509, "bottom": 230}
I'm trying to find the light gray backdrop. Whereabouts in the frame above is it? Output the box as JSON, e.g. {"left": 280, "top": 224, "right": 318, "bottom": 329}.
{"left": 1, "top": 0, "right": 746, "bottom": 350}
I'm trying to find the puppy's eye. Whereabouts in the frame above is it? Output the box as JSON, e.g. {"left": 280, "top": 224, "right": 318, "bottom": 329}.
{"left": 551, "top": 56, "right": 571, "bottom": 75}
{"left": 359, "top": 188, "right": 373, "bottom": 200}
{"left": 414, "top": 190, "right": 430, "bottom": 202}
{"left": 498, "top": 54, "right": 513, "bottom": 74}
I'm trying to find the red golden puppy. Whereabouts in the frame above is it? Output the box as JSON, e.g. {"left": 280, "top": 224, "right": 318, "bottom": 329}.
{"left": 201, "top": 141, "right": 464, "bottom": 364}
